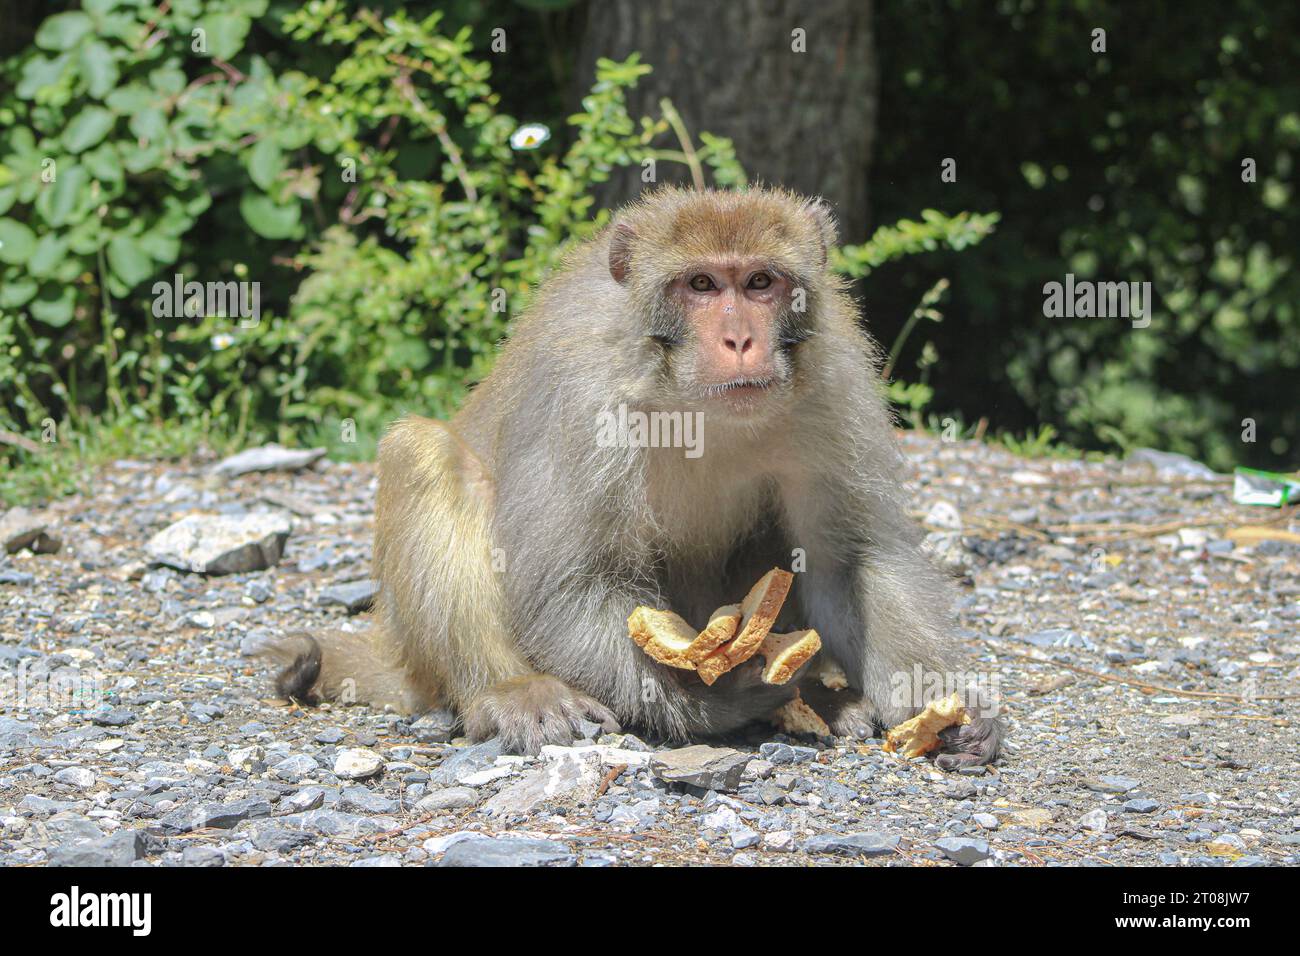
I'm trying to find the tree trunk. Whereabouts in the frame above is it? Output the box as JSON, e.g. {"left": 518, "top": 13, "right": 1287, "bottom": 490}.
{"left": 573, "top": 0, "right": 877, "bottom": 242}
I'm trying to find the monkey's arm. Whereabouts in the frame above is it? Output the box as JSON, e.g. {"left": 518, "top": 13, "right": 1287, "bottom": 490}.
{"left": 376, "top": 417, "right": 621, "bottom": 753}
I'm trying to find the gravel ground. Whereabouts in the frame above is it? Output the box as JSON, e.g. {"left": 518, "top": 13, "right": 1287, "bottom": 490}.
{"left": 1, "top": 434, "right": 1296, "bottom": 867}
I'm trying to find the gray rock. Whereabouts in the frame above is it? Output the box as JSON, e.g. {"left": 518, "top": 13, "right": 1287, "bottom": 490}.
{"left": 935, "top": 836, "right": 991, "bottom": 865}
{"left": 1124, "top": 799, "right": 1160, "bottom": 814}
{"left": 436, "top": 836, "right": 576, "bottom": 867}
{"left": 319, "top": 579, "right": 379, "bottom": 615}
{"left": 1080, "top": 809, "right": 1109, "bottom": 832}
{"left": 46, "top": 829, "right": 153, "bottom": 867}
{"left": 53, "top": 767, "right": 96, "bottom": 788}
{"left": 160, "top": 798, "right": 271, "bottom": 833}
{"left": 415, "top": 787, "right": 480, "bottom": 812}
{"left": 429, "top": 740, "right": 503, "bottom": 785}
{"left": 181, "top": 845, "right": 226, "bottom": 867}
{"left": 1086, "top": 775, "right": 1140, "bottom": 794}
{"left": 1128, "top": 448, "right": 1219, "bottom": 479}
{"left": 802, "top": 832, "right": 900, "bottom": 857}
{"left": 408, "top": 710, "right": 458, "bottom": 744}
{"left": 281, "top": 787, "right": 325, "bottom": 813}
{"left": 146, "top": 512, "right": 291, "bottom": 575}
{"left": 0, "top": 506, "right": 62, "bottom": 554}
{"left": 272, "top": 754, "right": 320, "bottom": 782}
{"left": 340, "top": 787, "right": 399, "bottom": 814}
{"left": 483, "top": 750, "right": 601, "bottom": 816}
{"left": 759, "top": 742, "right": 818, "bottom": 765}
{"left": 210, "top": 443, "right": 326, "bottom": 477}
{"left": 252, "top": 826, "right": 314, "bottom": 852}
{"left": 651, "top": 745, "right": 751, "bottom": 792}
{"left": 333, "top": 748, "right": 384, "bottom": 780}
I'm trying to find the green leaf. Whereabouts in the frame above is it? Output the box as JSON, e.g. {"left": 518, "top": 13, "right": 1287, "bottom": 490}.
{"left": 78, "top": 40, "right": 120, "bottom": 99}
{"left": 239, "top": 190, "right": 300, "bottom": 239}
{"left": 204, "top": 13, "right": 251, "bottom": 60}
{"left": 63, "top": 106, "right": 116, "bottom": 153}
{"left": 0, "top": 186, "right": 14, "bottom": 217}
{"left": 128, "top": 108, "right": 168, "bottom": 143}
{"left": 0, "top": 276, "right": 38, "bottom": 308}
{"left": 83, "top": 143, "right": 123, "bottom": 182}
{"left": 106, "top": 234, "right": 153, "bottom": 287}
{"left": 35, "top": 12, "right": 94, "bottom": 51}
{"left": 28, "top": 283, "right": 77, "bottom": 327}
{"left": 27, "top": 233, "right": 68, "bottom": 278}
{"left": 36, "top": 165, "right": 89, "bottom": 227}
{"left": 17, "top": 54, "right": 72, "bottom": 99}
{"left": 246, "top": 138, "right": 283, "bottom": 191}
{"left": 0, "top": 218, "right": 37, "bottom": 264}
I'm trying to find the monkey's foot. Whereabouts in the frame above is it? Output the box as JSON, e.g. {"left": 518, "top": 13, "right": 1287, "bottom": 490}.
{"left": 464, "top": 675, "right": 621, "bottom": 755}
{"left": 934, "top": 715, "right": 1004, "bottom": 770}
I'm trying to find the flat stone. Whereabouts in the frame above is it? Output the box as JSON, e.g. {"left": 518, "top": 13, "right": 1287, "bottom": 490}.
{"left": 483, "top": 751, "right": 602, "bottom": 816}
{"left": 0, "top": 506, "right": 62, "bottom": 554}
{"left": 935, "top": 836, "right": 991, "bottom": 865}
{"left": 651, "top": 745, "right": 751, "bottom": 792}
{"left": 146, "top": 512, "right": 291, "bottom": 575}
{"left": 436, "top": 836, "right": 576, "bottom": 867}
{"left": 46, "top": 829, "right": 153, "bottom": 867}
{"left": 210, "top": 443, "right": 326, "bottom": 477}
{"left": 802, "top": 832, "right": 900, "bottom": 857}
{"left": 319, "top": 579, "right": 379, "bottom": 615}
{"left": 333, "top": 748, "right": 384, "bottom": 780}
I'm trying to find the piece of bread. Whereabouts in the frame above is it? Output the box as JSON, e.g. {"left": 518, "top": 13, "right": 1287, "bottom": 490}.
{"left": 696, "top": 568, "right": 794, "bottom": 685}
{"left": 771, "top": 692, "right": 831, "bottom": 736}
{"left": 627, "top": 604, "right": 742, "bottom": 670}
{"left": 816, "top": 657, "right": 849, "bottom": 691}
{"left": 626, "top": 607, "right": 699, "bottom": 670}
{"left": 757, "top": 629, "right": 821, "bottom": 685}
{"left": 688, "top": 604, "right": 742, "bottom": 662}
{"left": 881, "top": 692, "right": 971, "bottom": 758}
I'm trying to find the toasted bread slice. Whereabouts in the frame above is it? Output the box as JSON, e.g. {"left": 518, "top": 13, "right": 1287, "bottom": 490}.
{"left": 882, "top": 692, "right": 971, "bottom": 758}
{"left": 627, "top": 607, "right": 698, "bottom": 670}
{"left": 695, "top": 568, "right": 794, "bottom": 685}
{"left": 757, "top": 628, "right": 821, "bottom": 685}
{"left": 772, "top": 692, "right": 831, "bottom": 736}
{"left": 688, "top": 604, "right": 742, "bottom": 662}
{"left": 627, "top": 603, "right": 743, "bottom": 671}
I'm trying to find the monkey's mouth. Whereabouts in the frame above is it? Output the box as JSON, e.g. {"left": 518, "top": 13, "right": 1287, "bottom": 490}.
{"left": 705, "top": 377, "right": 776, "bottom": 398}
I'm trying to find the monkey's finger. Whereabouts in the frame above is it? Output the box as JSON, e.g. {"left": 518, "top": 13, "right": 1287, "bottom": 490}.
{"left": 580, "top": 698, "right": 621, "bottom": 734}
{"left": 934, "top": 716, "right": 1003, "bottom": 770}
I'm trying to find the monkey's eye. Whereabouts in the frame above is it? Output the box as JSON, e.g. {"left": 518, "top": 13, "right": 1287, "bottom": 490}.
{"left": 688, "top": 274, "right": 716, "bottom": 293}
{"left": 747, "top": 272, "right": 772, "bottom": 290}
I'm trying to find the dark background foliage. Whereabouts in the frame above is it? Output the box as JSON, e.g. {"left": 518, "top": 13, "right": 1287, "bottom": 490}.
{"left": 0, "top": 0, "right": 1295, "bottom": 495}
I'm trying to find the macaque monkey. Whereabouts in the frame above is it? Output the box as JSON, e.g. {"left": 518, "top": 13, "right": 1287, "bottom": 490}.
{"left": 268, "top": 187, "right": 1002, "bottom": 769}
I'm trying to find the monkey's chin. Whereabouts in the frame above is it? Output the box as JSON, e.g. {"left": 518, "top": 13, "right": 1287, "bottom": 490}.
{"left": 703, "top": 381, "right": 778, "bottom": 418}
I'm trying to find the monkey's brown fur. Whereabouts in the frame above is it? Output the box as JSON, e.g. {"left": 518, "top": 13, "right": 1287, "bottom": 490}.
{"left": 269, "top": 186, "right": 1001, "bottom": 767}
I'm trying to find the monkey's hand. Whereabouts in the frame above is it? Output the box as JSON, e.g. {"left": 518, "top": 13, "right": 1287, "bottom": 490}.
{"left": 463, "top": 675, "right": 621, "bottom": 755}
{"left": 934, "top": 715, "right": 1004, "bottom": 770}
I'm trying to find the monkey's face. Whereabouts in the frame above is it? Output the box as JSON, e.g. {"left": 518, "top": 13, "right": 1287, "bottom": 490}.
{"left": 657, "top": 259, "right": 807, "bottom": 415}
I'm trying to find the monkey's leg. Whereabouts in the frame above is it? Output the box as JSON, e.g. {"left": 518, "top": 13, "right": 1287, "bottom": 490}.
{"left": 798, "top": 549, "right": 1003, "bottom": 767}
{"left": 376, "top": 416, "right": 618, "bottom": 753}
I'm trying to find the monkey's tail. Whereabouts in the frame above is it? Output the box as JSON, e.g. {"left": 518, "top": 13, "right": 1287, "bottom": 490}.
{"left": 254, "top": 629, "right": 436, "bottom": 716}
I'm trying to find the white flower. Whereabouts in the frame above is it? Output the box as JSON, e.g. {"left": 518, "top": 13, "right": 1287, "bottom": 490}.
{"left": 210, "top": 333, "right": 235, "bottom": 351}
{"left": 510, "top": 123, "right": 551, "bottom": 150}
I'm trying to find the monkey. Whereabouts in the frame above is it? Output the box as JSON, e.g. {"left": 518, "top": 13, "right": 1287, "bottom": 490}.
{"left": 265, "top": 186, "right": 1002, "bottom": 770}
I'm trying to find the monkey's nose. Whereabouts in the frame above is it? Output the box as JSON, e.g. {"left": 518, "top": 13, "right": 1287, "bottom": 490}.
{"left": 723, "top": 334, "right": 753, "bottom": 354}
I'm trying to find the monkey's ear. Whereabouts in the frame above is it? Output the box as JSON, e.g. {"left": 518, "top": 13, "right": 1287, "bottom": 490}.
{"left": 609, "top": 223, "right": 635, "bottom": 284}
{"left": 804, "top": 199, "right": 839, "bottom": 266}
